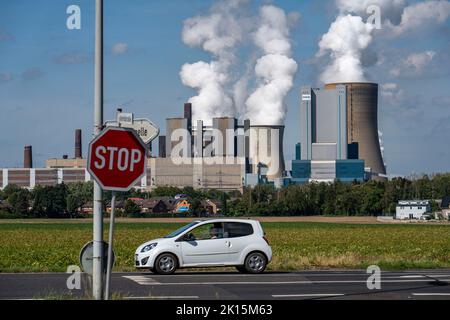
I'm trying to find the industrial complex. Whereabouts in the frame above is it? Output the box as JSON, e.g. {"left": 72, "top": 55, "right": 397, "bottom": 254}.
{"left": 0, "top": 83, "right": 386, "bottom": 192}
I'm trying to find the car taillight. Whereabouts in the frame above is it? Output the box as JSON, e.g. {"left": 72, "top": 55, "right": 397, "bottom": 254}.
{"left": 263, "top": 235, "right": 270, "bottom": 245}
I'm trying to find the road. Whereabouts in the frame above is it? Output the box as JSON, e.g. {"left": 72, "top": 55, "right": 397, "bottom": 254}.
{"left": 1, "top": 270, "right": 450, "bottom": 300}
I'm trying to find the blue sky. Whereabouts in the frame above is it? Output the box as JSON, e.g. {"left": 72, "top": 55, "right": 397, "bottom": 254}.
{"left": 0, "top": 0, "right": 449, "bottom": 176}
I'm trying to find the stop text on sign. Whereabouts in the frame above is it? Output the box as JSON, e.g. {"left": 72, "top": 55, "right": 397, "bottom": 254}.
{"left": 94, "top": 147, "right": 142, "bottom": 172}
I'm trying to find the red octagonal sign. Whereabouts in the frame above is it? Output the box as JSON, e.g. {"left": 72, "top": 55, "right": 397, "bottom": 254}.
{"left": 87, "top": 127, "right": 148, "bottom": 192}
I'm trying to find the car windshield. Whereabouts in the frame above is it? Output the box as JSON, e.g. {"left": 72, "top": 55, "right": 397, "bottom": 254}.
{"left": 164, "top": 221, "right": 200, "bottom": 238}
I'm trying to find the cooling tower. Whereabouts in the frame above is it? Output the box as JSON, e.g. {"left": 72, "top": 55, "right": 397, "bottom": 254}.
{"left": 212, "top": 117, "right": 237, "bottom": 157}
{"left": 325, "top": 83, "right": 386, "bottom": 176}
{"left": 249, "top": 125, "right": 285, "bottom": 180}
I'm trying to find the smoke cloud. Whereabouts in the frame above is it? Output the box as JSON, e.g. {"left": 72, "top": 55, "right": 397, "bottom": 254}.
{"left": 245, "top": 5, "right": 298, "bottom": 125}
{"left": 180, "top": 0, "right": 247, "bottom": 125}
{"left": 180, "top": 1, "right": 298, "bottom": 126}
{"left": 318, "top": 0, "right": 450, "bottom": 84}
{"left": 317, "top": 14, "right": 374, "bottom": 83}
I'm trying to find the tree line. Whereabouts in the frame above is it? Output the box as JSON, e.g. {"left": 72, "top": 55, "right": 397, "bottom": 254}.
{"left": 0, "top": 173, "right": 449, "bottom": 218}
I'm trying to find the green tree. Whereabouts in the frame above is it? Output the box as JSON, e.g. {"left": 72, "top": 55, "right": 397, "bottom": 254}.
{"left": 124, "top": 199, "right": 141, "bottom": 217}
{"left": 8, "top": 188, "right": 31, "bottom": 216}
{"left": 188, "top": 198, "right": 203, "bottom": 217}
{"left": 32, "top": 184, "right": 68, "bottom": 218}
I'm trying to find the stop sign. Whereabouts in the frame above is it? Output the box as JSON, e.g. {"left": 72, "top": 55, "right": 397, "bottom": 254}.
{"left": 87, "top": 127, "right": 147, "bottom": 191}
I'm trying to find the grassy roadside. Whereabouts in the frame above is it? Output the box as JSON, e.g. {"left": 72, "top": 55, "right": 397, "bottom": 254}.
{"left": 0, "top": 222, "right": 449, "bottom": 272}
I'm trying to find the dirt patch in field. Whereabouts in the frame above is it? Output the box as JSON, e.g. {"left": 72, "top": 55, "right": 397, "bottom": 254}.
{"left": 0, "top": 216, "right": 379, "bottom": 224}
{"left": 0, "top": 216, "right": 448, "bottom": 225}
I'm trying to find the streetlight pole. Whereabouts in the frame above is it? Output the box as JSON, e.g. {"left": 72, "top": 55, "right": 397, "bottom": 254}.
{"left": 93, "top": 0, "right": 104, "bottom": 300}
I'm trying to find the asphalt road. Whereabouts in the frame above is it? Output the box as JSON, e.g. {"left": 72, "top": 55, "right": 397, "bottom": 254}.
{"left": 1, "top": 270, "right": 450, "bottom": 300}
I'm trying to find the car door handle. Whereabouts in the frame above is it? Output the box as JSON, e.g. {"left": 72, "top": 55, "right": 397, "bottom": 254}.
{"left": 225, "top": 241, "right": 232, "bottom": 247}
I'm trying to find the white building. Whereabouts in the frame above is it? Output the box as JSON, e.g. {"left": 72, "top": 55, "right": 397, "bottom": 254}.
{"left": 396, "top": 200, "right": 431, "bottom": 220}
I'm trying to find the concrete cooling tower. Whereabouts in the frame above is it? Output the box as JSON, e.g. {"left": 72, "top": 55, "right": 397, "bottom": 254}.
{"left": 325, "top": 83, "right": 386, "bottom": 177}
{"left": 249, "top": 125, "right": 286, "bottom": 180}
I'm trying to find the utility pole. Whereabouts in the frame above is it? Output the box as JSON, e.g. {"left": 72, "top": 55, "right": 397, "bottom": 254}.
{"left": 93, "top": 0, "right": 104, "bottom": 300}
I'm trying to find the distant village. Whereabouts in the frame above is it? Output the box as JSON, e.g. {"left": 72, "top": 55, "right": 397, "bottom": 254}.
{"left": 100, "top": 195, "right": 222, "bottom": 216}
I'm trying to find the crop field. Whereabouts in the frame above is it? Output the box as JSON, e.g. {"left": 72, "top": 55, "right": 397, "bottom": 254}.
{"left": 0, "top": 221, "right": 450, "bottom": 272}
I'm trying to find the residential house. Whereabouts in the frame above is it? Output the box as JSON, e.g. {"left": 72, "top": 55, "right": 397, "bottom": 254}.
{"left": 441, "top": 196, "right": 450, "bottom": 220}
{"left": 201, "top": 199, "right": 222, "bottom": 215}
{"left": 142, "top": 198, "right": 169, "bottom": 214}
{"left": 174, "top": 199, "right": 191, "bottom": 213}
{"left": 395, "top": 200, "right": 431, "bottom": 220}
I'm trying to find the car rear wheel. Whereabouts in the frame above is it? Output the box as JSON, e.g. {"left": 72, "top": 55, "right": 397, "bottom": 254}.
{"left": 244, "top": 252, "right": 267, "bottom": 274}
{"left": 154, "top": 253, "right": 177, "bottom": 275}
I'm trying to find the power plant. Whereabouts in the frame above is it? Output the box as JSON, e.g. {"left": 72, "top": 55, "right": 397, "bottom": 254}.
{"left": 325, "top": 83, "right": 386, "bottom": 179}
{"left": 0, "top": 83, "right": 387, "bottom": 191}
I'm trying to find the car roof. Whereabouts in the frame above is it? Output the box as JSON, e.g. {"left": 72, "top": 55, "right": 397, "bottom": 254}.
{"left": 194, "top": 218, "right": 259, "bottom": 224}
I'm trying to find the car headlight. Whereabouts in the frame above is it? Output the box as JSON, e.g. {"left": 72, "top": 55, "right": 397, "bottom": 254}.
{"left": 141, "top": 243, "right": 157, "bottom": 253}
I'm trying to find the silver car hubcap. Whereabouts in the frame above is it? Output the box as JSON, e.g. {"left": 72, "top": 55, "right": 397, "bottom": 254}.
{"left": 248, "top": 255, "right": 265, "bottom": 271}
{"left": 159, "top": 256, "right": 175, "bottom": 273}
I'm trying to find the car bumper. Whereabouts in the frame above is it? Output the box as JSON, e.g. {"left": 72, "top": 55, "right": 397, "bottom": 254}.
{"left": 134, "top": 252, "right": 157, "bottom": 269}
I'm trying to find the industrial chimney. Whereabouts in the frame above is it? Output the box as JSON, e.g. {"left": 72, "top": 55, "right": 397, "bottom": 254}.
{"left": 24, "top": 146, "right": 33, "bottom": 168}
{"left": 158, "top": 135, "right": 166, "bottom": 158}
{"left": 75, "top": 129, "right": 82, "bottom": 159}
{"left": 184, "top": 103, "right": 192, "bottom": 134}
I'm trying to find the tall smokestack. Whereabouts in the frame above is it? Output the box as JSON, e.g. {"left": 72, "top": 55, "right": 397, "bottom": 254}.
{"left": 75, "top": 129, "right": 82, "bottom": 159}
{"left": 184, "top": 103, "right": 192, "bottom": 134}
{"left": 24, "top": 146, "right": 33, "bottom": 169}
{"left": 159, "top": 136, "right": 166, "bottom": 158}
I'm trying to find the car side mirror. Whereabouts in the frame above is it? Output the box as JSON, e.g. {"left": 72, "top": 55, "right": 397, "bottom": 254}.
{"left": 179, "top": 233, "right": 195, "bottom": 242}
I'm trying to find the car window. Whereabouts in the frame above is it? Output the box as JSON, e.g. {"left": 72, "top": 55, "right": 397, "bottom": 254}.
{"left": 224, "top": 222, "right": 254, "bottom": 238}
{"left": 188, "top": 222, "right": 225, "bottom": 241}
{"left": 165, "top": 221, "right": 199, "bottom": 238}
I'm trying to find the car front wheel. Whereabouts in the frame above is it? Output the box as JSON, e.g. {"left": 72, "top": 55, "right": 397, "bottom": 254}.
{"left": 154, "top": 253, "right": 177, "bottom": 275}
{"left": 244, "top": 252, "right": 267, "bottom": 274}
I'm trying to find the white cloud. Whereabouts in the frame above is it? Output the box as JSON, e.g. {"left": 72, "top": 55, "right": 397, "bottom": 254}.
{"left": 317, "top": 14, "right": 374, "bottom": 83}
{"left": 0, "top": 73, "right": 13, "bottom": 83}
{"left": 390, "top": 50, "right": 437, "bottom": 77}
{"left": 380, "top": 83, "right": 405, "bottom": 104}
{"left": 389, "top": 0, "right": 450, "bottom": 36}
{"left": 111, "top": 43, "right": 129, "bottom": 55}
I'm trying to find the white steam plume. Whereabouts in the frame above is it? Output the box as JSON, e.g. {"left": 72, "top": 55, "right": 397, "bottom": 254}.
{"left": 245, "top": 5, "right": 298, "bottom": 125}
{"left": 317, "top": 14, "right": 374, "bottom": 84}
{"left": 180, "top": 0, "right": 247, "bottom": 124}
{"left": 318, "top": 0, "right": 450, "bottom": 84}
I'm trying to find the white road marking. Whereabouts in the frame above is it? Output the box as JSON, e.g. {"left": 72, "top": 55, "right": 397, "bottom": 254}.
{"left": 273, "top": 294, "right": 345, "bottom": 298}
{"left": 123, "top": 275, "right": 160, "bottom": 285}
{"left": 412, "top": 293, "right": 450, "bottom": 296}
{"left": 124, "top": 296, "right": 199, "bottom": 300}
{"left": 121, "top": 276, "right": 450, "bottom": 286}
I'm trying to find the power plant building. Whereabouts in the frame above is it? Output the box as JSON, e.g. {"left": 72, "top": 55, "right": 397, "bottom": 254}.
{"left": 292, "top": 84, "right": 366, "bottom": 183}
{"left": 0, "top": 83, "right": 386, "bottom": 191}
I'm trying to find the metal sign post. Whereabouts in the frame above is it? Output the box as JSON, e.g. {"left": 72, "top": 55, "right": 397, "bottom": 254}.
{"left": 87, "top": 126, "right": 150, "bottom": 300}
{"left": 104, "top": 192, "right": 116, "bottom": 300}
{"left": 93, "top": 0, "right": 104, "bottom": 301}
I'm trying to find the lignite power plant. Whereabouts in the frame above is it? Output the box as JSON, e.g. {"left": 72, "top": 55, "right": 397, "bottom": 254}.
{"left": 0, "top": 83, "right": 386, "bottom": 192}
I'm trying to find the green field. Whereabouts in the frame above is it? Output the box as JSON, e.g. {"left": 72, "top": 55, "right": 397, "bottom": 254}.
{"left": 1, "top": 221, "right": 450, "bottom": 272}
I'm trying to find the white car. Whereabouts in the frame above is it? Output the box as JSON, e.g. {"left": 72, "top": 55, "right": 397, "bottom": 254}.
{"left": 135, "top": 219, "right": 272, "bottom": 275}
